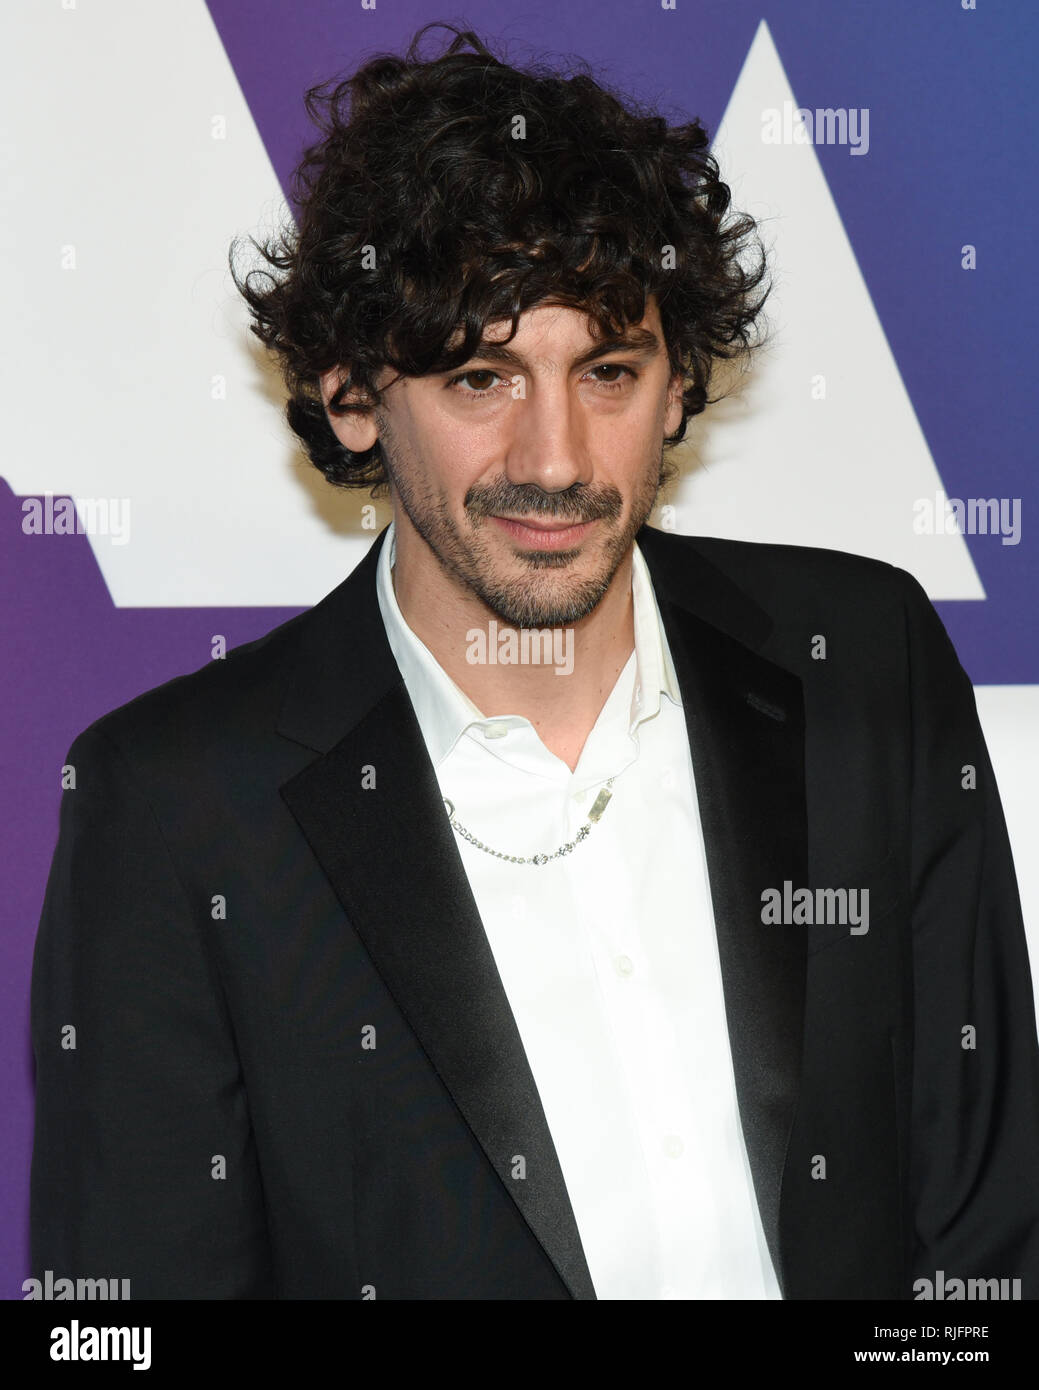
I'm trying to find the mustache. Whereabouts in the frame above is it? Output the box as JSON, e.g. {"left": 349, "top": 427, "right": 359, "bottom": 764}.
{"left": 465, "top": 483, "right": 623, "bottom": 524}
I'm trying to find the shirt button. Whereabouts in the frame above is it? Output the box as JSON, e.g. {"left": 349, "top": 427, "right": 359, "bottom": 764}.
{"left": 614, "top": 954, "right": 634, "bottom": 977}
{"left": 663, "top": 1134, "right": 684, "bottom": 1159}
{"left": 482, "top": 724, "right": 508, "bottom": 740}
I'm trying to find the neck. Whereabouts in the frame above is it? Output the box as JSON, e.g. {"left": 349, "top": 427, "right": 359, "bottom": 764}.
{"left": 390, "top": 520, "right": 636, "bottom": 774}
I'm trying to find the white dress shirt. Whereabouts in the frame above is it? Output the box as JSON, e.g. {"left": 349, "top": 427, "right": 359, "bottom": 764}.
{"left": 375, "top": 520, "right": 782, "bottom": 1299}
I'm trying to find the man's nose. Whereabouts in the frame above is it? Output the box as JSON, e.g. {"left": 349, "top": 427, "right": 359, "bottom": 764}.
{"left": 502, "top": 378, "right": 592, "bottom": 501}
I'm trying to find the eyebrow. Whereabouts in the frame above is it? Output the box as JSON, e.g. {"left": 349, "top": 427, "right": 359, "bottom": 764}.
{"left": 449, "top": 325, "right": 663, "bottom": 374}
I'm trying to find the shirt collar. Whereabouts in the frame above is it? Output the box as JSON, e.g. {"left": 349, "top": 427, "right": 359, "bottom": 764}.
{"left": 375, "top": 519, "right": 681, "bottom": 769}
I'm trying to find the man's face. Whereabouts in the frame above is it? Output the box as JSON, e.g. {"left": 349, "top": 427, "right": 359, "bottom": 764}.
{"left": 368, "top": 296, "right": 684, "bottom": 628}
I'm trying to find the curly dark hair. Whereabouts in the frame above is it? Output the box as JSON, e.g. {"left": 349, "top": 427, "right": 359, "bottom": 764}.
{"left": 230, "top": 22, "right": 769, "bottom": 499}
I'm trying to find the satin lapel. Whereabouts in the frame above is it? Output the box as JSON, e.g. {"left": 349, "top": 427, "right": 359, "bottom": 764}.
{"left": 277, "top": 530, "right": 596, "bottom": 1300}
{"left": 637, "top": 527, "right": 808, "bottom": 1295}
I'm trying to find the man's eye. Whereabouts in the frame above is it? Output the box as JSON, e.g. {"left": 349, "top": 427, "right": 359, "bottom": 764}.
{"left": 588, "top": 364, "right": 635, "bottom": 387}
{"left": 446, "top": 363, "right": 637, "bottom": 396}
{"left": 449, "top": 370, "right": 501, "bottom": 394}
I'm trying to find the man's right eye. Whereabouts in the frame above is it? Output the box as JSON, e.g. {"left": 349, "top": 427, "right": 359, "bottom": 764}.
{"left": 446, "top": 370, "right": 503, "bottom": 396}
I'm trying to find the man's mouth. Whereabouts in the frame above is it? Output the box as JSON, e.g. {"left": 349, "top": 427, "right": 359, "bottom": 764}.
{"left": 489, "top": 515, "right": 598, "bottom": 549}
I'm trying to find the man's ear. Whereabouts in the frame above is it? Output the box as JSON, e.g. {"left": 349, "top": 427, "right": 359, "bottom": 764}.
{"left": 664, "top": 370, "right": 685, "bottom": 437}
{"left": 318, "top": 365, "right": 380, "bottom": 454}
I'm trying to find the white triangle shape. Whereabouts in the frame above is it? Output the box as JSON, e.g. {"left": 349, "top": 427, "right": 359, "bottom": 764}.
{"left": 660, "top": 19, "right": 984, "bottom": 600}
{"left": 1, "top": 0, "right": 383, "bottom": 606}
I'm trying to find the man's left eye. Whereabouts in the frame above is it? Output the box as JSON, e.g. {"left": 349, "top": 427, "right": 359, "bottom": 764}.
{"left": 588, "top": 364, "right": 634, "bottom": 385}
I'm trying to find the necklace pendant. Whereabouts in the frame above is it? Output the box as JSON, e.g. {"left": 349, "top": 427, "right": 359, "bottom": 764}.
{"left": 587, "top": 787, "right": 613, "bottom": 823}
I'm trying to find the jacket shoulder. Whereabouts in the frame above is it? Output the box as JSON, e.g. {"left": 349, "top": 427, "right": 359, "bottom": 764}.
{"left": 655, "top": 526, "right": 918, "bottom": 606}
{"left": 649, "top": 527, "right": 904, "bottom": 596}
{"left": 67, "top": 602, "right": 315, "bottom": 765}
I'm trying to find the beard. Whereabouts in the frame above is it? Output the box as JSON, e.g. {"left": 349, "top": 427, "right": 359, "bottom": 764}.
{"left": 378, "top": 417, "right": 677, "bottom": 629}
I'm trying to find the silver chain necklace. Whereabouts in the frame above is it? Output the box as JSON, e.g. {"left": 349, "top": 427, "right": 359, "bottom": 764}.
{"left": 442, "top": 777, "right": 617, "bottom": 865}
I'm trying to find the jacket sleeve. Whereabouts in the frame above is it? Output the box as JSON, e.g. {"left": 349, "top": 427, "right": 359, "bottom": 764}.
{"left": 900, "top": 568, "right": 1039, "bottom": 1295}
{"left": 30, "top": 723, "right": 275, "bottom": 1298}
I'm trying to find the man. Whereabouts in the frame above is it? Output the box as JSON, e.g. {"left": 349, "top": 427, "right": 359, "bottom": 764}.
{"left": 31, "top": 25, "right": 1039, "bottom": 1299}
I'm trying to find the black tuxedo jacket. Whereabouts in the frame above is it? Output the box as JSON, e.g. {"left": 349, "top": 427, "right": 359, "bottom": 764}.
{"left": 30, "top": 523, "right": 1039, "bottom": 1299}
